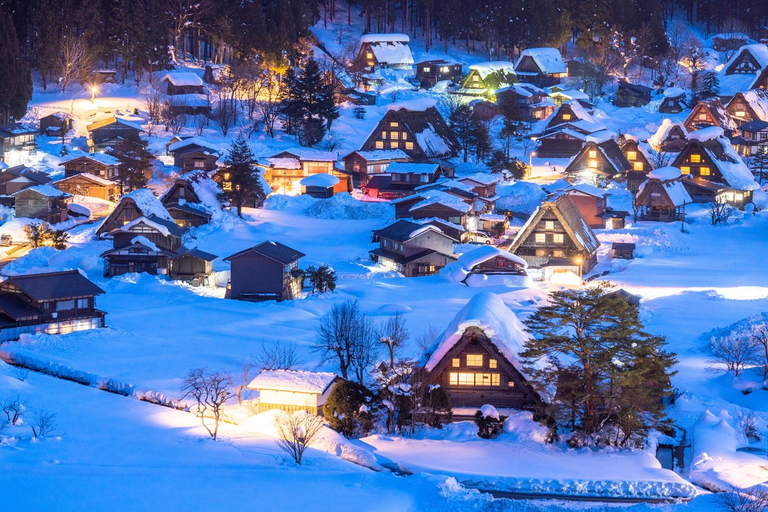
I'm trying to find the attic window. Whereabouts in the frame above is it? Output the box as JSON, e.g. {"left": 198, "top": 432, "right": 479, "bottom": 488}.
{"left": 366, "top": 52, "right": 373, "bottom": 59}
{"left": 390, "top": 132, "right": 400, "bottom": 140}
{"left": 390, "top": 122, "right": 399, "bottom": 128}
{"left": 535, "top": 233, "right": 546, "bottom": 243}
{"left": 633, "top": 162, "right": 644, "bottom": 171}
{"left": 690, "top": 154, "right": 701, "bottom": 163}
{"left": 489, "top": 358, "right": 497, "bottom": 369}
{"left": 562, "top": 113, "right": 571, "bottom": 120}
{"left": 452, "top": 358, "right": 460, "bottom": 367}
{"left": 700, "top": 166, "right": 711, "bottom": 176}
{"left": 697, "top": 112, "right": 707, "bottom": 121}
{"left": 588, "top": 160, "right": 598, "bottom": 168}
{"left": 466, "top": 354, "right": 483, "bottom": 366}
{"left": 545, "top": 221, "right": 554, "bottom": 230}
{"left": 553, "top": 233, "right": 564, "bottom": 244}
{"left": 472, "top": 75, "right": 479, "bottom": 82}
{"left": 588, "top": 150, "right": 597, "bottom": 159}
{"left": 627, "top": 151, "right": 637, "bottom": 161}
{"left": 381, "top": 131, "right": 387, "bottom": 139}
{"left": 401, "top": 132, "right": 407, "bottom": 140}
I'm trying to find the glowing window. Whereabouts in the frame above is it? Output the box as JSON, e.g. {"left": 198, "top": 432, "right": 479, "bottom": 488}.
{"left": 466, "top": 354, "right": 483, "bottom": 366}
{"left": 390, "top": 122, "right": 399, "bottom": 128}
{"left": 390, "top": 132, "right": 399, "bottom": 139}
{"left": 562, "top": 113, "right": 571, "bottom": 120}
{"left": 588, "top": 150, "right": 597, "bottom": 159}
{"left": 588, "top": 160, "right": 598, "bottom": 168}
{"left": 700, "top": 166, "right": 711, "bottom": 176}
{"left": 381, "top": 131, "right": 387, "bottom": 139}
{"left": 698, "top": 112, "right": 707, "bottom": 121}
{"left": 545, "top": 221, "right": 554, "bottom": 230}
{"left": 690, "top": 154, "right": 701, "bottom": 163}
{"left": 492, "top": 374, "right": 500, "bottom": 386}
{"left": 375, "top": 141, "right": 384, "bottom": 149}
{"left": 401, "top": 132, "right": 407, "bottom": 140}
{"left": 680, "top": 166, "right": 690, "bottom": 174}
{"left": 405, "top": 142, "right": 414, "bottom": 150}
{"left": 553, "top": 233, "right": 564, "bottom": 244}
{"left": 423, "top": 66, "right": 431, "bottom": 73}
{"left": 535, "top": 233, "right": 546, "bottom": 243}
{"left": 476, "top": 373, "right": 493, "bottom": 386}
{"left": 489, "top": 359, "right": 497, "bottom": 369}
{"left": 366, "top": 52, "right": 373, "bottom": 59}
{"left": 633, "top": 162, "right": 644, "bottom": 171}
{"left": 452, "top": 358, "right": 460, "bottom": 367}
{"left": 390, "top": 141, "right": 399, "bottom": 148}
{"left": 627, "top": 151, "right": 637, "bottom": 160}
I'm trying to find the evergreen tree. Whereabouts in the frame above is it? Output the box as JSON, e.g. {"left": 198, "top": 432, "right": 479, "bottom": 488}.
{"left": 521, "top": 286, "right": 676, "bottom": 447}
{"left": 699, "top": 71, "right": 720, "bottom": 99}
{"left": 305, "top": 264, "right": 337, "bottom": 293}
{"left": 751, "top": 147, "right": 768, "bottom": 185}
{"left": 221, "top": 136, "right": 265, "bottom": 217}
{"left": 469, "top": 116, "right": 492, "bottom": 163}
{"left": 0, "top": 11, "right": 32, "bottom": 124}
{"left": 279, "top": 67, "right": 303, "bottom": 135}
{"left": 450, "top": 104, "right": 473, "bottom": 162}
{"left": 110, "top": 141, "right": 152, "bottom": 194}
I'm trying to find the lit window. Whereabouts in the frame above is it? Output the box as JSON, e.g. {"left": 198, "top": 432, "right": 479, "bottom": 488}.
{"left": 680, "top": 166, "right": 690, "bottom": 175}
{"left": 562, "top": 113, "right": 571, "bottom": 120}
{"left": 476, "top": 373, "right": 493, "bottom": 386}
{"left": 535, "top": 233, "right": 546, "bottom": 243}
{"left": 466, "top": 354, "right": 483, "bottom": 366}
{"left": 553, "top": 233, "right": 564, "bottom": 244}
{"left": 545, "top": 221, "right": 554, "bottom": 230}
{"left": 492, "top": 374, "right": 500, "bottom": 386}
{"left": 700, "top": 167, "right": 711, "bottom": 176}
{"left": 423, "top": 66, "right": 431, "bottom": 73}
{"left": 633, "top": 162, "right": 644, "bottom": 171}
{"left": 441, "top": 66, "right": 449, "bottom": 73}
{"left": 508, "top": 380, "right": 515, "bottom": 387}
{"left": 401, "top": 132, "right": 407, "bottom": 140}
{"left": 627, "top": 151, "right": 637, "bottom": 160}
{"left": 449, "top": 372, "right": 475, "bottom": 386}
{"left": 472, "top": 75, "right": 479, "bottom": 82}
{"left": 698, "top": 112, "right": 707, "bottom": 121}
{"left": 588, "top": 150, "right": 597, "bottom": 158}
{"left": 405, "top": 142, "right": 414, "bottom": 150}
{"left": 390, "top": 132, "right": 399, "bottom": 139}
{"left": 451, "top": 357, "right": 461, "bottom": 368}
{"left": 735, "top": 193, "right": 743, "bottom": 201}
{"left": 489, "top": 359, "right": 497, "bottom": 369}
{"left": 588, "top": 160, "right": 598, "bottom": 168}
{"left": 366, "top": 52, "right": 373, "bottom": 59}
{"left": 381, "top": 131, "right": 387, "bottom": 139}
{"left": 375, "top": 141, "right": 384, "bottom": 149}
{"left": 690, "top": 154, "right": 701, "bottom": 163}
{"left": 390, "top": 141, "right": 399, "bottom": 148}
{"left": 735, "top": 109, "right": 745, "bottom": 118}
{"left": 390, "top": 122, "right": 399, "bottom": 128}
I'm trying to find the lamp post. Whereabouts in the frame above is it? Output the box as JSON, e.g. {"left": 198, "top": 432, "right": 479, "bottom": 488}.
{"left": 91, "top": 85, "right": 98, "bottom": 104}
{"left": 528, "top": 151, "right": 537, "bottom": 178}
{"left": 575, "top": 256, "right": 583, "bottom": 278}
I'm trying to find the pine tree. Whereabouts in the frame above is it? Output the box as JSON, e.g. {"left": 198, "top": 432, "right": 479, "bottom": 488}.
{"left": 751, "top": 147, "right": 768, "bottom": 184}
{"left": 221, "top": 136, "right": 265, "bottom": 217}
{"left": 279, "top": 67, "right": 304, "bottom": 135}
{"left": 699, "top": 71, "right": 720, "bottom": 99}
{"left": 0, "top": 11, "right": 32, "bottom": 123}
{"left": 450, "top": 104, "right": 473, "bottom": 162}
{"left": 521, "top": 286, "right": 676, "bottom": 446}
{"left": 469, "top": 116, "right": 492, "bottom": 163}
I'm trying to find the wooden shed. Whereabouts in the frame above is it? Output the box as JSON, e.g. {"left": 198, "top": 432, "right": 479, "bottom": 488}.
{"left": 53, "top": 173, "right": 120, "bottom": 201}
{"left": 247, "top": 370, "right": 340, "bottom": 415}
{"left": 224, "top": 241, "right": 305, "bottom": 302}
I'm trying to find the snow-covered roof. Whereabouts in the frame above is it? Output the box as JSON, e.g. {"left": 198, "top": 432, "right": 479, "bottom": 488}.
{"left": 736, "top": 90, "right": 768, "bottom": 121}
{"left": 687, "top": 127, "right": 759, "bottom": 190}
{"left": 348, "top": 149, "right": 409, "bottom": 161}
{"left": 548, "top": 88, "right": 589, "bottom": 100}
{"left": 363, "top": 34, "right": 414, "bottom": 65}
{"left": 515, "top": 47, "right": 566, "bottom": 75}
{"left": 119, "top": 216, "right": 172, "bottom": 237}
{"left": 566, "top": 183, "right": 608, "bottom": 198}
{"left": 361, "top": 33, "right": 409, "bottom": 44}
{"left": 410, "top": 190, "right": 471, "bottom": 213}
{"left": 54, "top": 172, "right": 115, "bottom": 187}
{"left": 168, "top": 137, "right": 220, "bottom": 154}
{"left": 416, "top": 217, "right": 466, "bottom": 233}
{"left": 663, "top": 87, "right": 685, "bottom": 98}
{"left": 265, "top": 157, "right": 301, "bottom": 169}
{"left": 130, "top": 235, "right": 160, "bottom": 252}
{"left": 688, "top": 126, "right": 725, "bottom": 142}
{"left": 298, "top": 150, "right": 338, "bottom": 162}
{"left": 60, "top": 151, "right": 121, "bottom": 166}
{"left": 457, "top": 245, "right": 527, "bottom": 271}
{"left": 247, "top": 369, "right": 338, "bottom": 394}
{"left": 639, "top": 168, "right": 691, "bottom": 207}
{"left": 712, "top": 32, "right": 749, "bottom": 40}
{"left": 649, "top": 166, "right": 683, "bottom": 181}
{"left": 388, "top": 98, "right": 436, "bottom": 112}
{"left": 415, "top": 124, "right": 451, "bottom": 157}
{"left": 648, "top": 119, "right": 687, "bottom": 150}
{"left": 424, "top": 293, "right": 532, "bottom": 377}
{"left": 167, "top": 93, "right": 209, "bottom": 107}
{"left": 386, "top": 162, "right": 439, "bottom": 174}
{"left": 724, "top": 44, "right": 768, "bottom": 73}
{"left": 585, "top": 130, "right": 616, "bottom": 144}
{"left": 459, "top": 173, "right": 499, "bottom": 186}
{"left": 469, "top": 61, "right": 516, "bottom": 80}
{"left": 479, "top": 213, "right": 506, "bottom": 222}
{"left": 161, "top": 72, "right": 203, "bottom": 87}
{"left": 14, "top": 185, "right": 69, "bottom": 198}
{"left": 123, "top": 189, "right": 174, "bottom": 222}
{"left": 300, "top": 173, "right": 339, "bottom": 188}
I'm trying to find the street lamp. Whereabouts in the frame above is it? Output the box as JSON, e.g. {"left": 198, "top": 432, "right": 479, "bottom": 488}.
{"left": 91, "top": 85, "right": 98, "bottom": 104}
{"left": 528, "top": 151, "right": 537, "bottom": 178}
{"left": 575, "top": 256, "right": 583, "bottom": 277}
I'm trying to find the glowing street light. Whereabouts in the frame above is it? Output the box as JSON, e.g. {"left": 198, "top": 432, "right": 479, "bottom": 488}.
{"left": 575, "top": 256, "right": 583, "bottom": 277}
{"left": 90, "top": 85, "right": 98, "bottom": 104}
{"left": 528, "top": 151, "right": 537, "bottom": 178}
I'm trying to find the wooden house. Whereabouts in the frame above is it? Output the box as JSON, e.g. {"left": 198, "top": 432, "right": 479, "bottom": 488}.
{"left": 496, "top": 83, "right": 556, "bottom": 122}
{"left": 39, "top": 112, "right": 72, "bottom": 136}
{"left": 458, "top": 62, "right": 517, "bottom": 96}
{"left": 100, "top": 215, "right": 186, "bottom": 277}
{"left": 648, "top": 119, "right": 689, "bottom": 152}
{"left": 415, "top": 60, "right": 463, "bottom": 88}
{"left": 300, "top": 173, "right": 339, "bottom": 198}
{"left": 168, "top": 247, "right": 217, "bottom": 286}
{"left": 160, "top": 170, "right": 222, "bottom": 227}
{"left": 634, "top": 167, "right": 691, "bottom": 222}
{"left": 362, "top": 162, "right": 452, "bottom": 199}
{"left": 162, "top": 73, "right": 205, "bottom": 95}
{"left": 161, "top": 74, "right": 210, "bottom": 116}
{"left": 87, "top": 116, "right": 144, "bottom": 149}
{"left": 258, "top": 149, "right": 347, "bottom": 195}
{"left": 547, "top": 88, "right": 591, "bottom": 107}
{"left": 726, "top": 90, "right": 768, "bottom": 125}
{"left": 393, "top": 189, "right": 474, "bottom": 242}
{"left": 614, "top": 80, "right": 653, "bottom": 108}
{"left": 620, "top": 138, "right": 653, "bottom": 173}
{"left": 0, "top": 270, "right": 105, "bottom": 342}
{"left": 732, "top": 119, "right": 768, "bottom": 156}
{"left": 683, "top": 98, "right": 737, "bottom": 134}
{"left": 514, "top": 48, "right": 566, "bottom": 87}
{"left": 247, "top": 370, "right": 340, "bottom": 415}
{"left": 751, "top": 66, "right": 768, "bottom": 90}
{"left": 421, "top": 292, "right": 543, "bottom": 413}
{"left": 167, "top": 137, "right": 221, "bottom": 172}
{"left": 358, "top": 99, "right": 459, "bottom": 160}
{"left": 611, "top": 243, "right": 636, "bottom": 260}
{"left": 0, "top": 166, "right": 51, "bottom": 195}
{"left": 370, "top": 219, "right": 456, "bottom": 277}
{"left": 0, "top": 123, "right": 37, "bottom": 161}
{"left": 723, "top": 44, "right": 768, "bottom": 75}
{"left": 456, "top": 245, "right": 527, "bottom": 279}
{"left": 564, "top": 138, "right": 632, "bottom": 184}
{"left": 560, "top": 183, "right": 608, "bottom": 228}
{"left": 96, "top": 188, "right": 174, "bottom": 237}
{"left": 509, "top": 193, "right": 600, "bottom": 273}
{"left": 532, "top": 127, "right": 590, "bottom": 158}
{"left": 543, "top": 101, "right": 597, "bottom": 131}
{"left": 354, "top": 34, "right": 414, "bottom": 71}
{"left": 13, "top": 186, "right": 70, "bottom": 223}
{"left": 224, "top": 241, "right": 305, "bottom": 302}
{"left": 659, "top": 87, "right": 686, "bottom": 114}
{"left": 53, "top": 173, "right": 120, "bottom": 201}
{"left": 342, "top": 149, "right": 410, "bottom": 187}
{"left": 60, "top": 153, "right": 120, "bottom": 180}
{"left": 671, "top": 127, "right": 758, "bottom": 207}
{"left": 712, "top": 33, "right": 749, "bottom": 52}
{"left": 478, "top": 213, "right": 509, "bottom": 237}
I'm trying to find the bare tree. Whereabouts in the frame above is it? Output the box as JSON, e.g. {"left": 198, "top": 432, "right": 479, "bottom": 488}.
{"left": 706, "top": 200, "right": 736, "bottom": 226}
{"left": 256, "top": 76, "right": 280, "bottom": 138}
{"left": 165, "top": 0, "right": 214, "bottom": 63}
{"left": 710, "top": 334, "right": 758, "bottom": 377}
{"left": 751, "top": 326, "right": 768, "bottom": 384}
{"left": 212, "top": 84, "right": 235, "bottom": 136}
{"left": 162, "top": 98, "right": 187, "bottom": 135}
{"left": 233, "top": 363, "right": 255, "bottom": 406}
{"left": 255, "top": 340, "right": 303, "bottom": 371}
{"left": 350, "top": 319, "right": 379, "bottom": 385}
{"left": 181, "top": 368, "right": 233, "bottom": 440}
{"left": 416, "top": 325, "right": 440, "bottom": 353}
{"left": 12, "top": 366, "right": 29, "bottom": 382}
{"left": 29, "top": 408, "right": 57, "bottom": 439}
{"left": 718, "top": 485, "right": 768, "bottom": 512}
{"left": 274, "top": 411, "right": 325, "bottom": 465}
{"left": 379, "top": 312, "right": 409, "bottom": 368}
{"left": 58, "top": 37, "right": 94, "bottom": 93}
{"left": 2, "top": 396, "right": 26, "bottom": 425}
{"left": 313, "top": 300, "right": 377, "bottom": 382}
{"left": 143, "top": 83, "right": 164, "bottom": 137}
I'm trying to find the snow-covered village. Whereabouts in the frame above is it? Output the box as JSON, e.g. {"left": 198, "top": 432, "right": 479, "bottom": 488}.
{"left": 2, "top": 0, "right": 768, "bottom": 510}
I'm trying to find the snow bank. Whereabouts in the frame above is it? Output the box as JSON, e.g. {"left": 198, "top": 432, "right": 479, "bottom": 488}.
{"left": 300, "top": 173, "right": 340, "bottom": 188}
{"left": 303, "top": 193, "right": 393, "bottom": 220}
{"left": 496, "top": 181, "right": 546, "bottom": 214}
{"left": 388, "top": 97, "right": 436, "bottom": 112}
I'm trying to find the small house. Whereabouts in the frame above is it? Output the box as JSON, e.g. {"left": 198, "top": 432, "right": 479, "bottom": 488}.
{"left": 359, "top": 99, "right": 459, "bottom": 160}
{"left": 162, "top": 73, "right": 205, "bottom": 95}
{"left": 13, "top": 186, "right": 70, "bottom": 223}
{"left": 0, "top": 270, "right": 105, "bottom": 341}
{"left": 0, "top": 166, "right": 52, "bottom": 195}
{"left": 100, "top": 215, "right": 186, "bottom": 277}
{"left": 712, "top": 33, "right": 749, "bottom": 52}
{"left": 300, "top": 173, "right": 339, "bottom": 198}
{"left": 731, "top": 119, "right": 768, "bottom": 156}
{"left": 560, "top": 183, "right": 608, "bottom": 228}
{"left": 342, "top": 149, "right": 410, "bottom": 187}
{"left": 224, "top": 241, "right": 305, "bottom": 302}
{"left": 611, "top": 243, "right": 636, "bottom": 259}
{"left": 514, "top": 48, "right": 566, "bottom": 87}
{"left": 96, "top": 188, "right": 174, "bottom": 237}
{"left": 564, "top": 138, "right": 632, "bottom": 184}
{"left": 620, "top": 138, "right": 653, "bottom": 173}
{"left": 53, "top": 173, "right": 120, "bottom": 201}
{"left": 509, "top": 193, "right": 600, "bottom": 273}
{"left": 648, "top": 119, "right": 689, "bottom": 152}
{"left": 496, "top": 83, "right": 556, "bottom": 122}
{"left": 0, "top": 123, "right": 37, "bottom": 161}
{"left": 160, "top": 170, "right": 223, "bottom": 227}
{"left": 160, "top": 74, "right": 211, "bottom": 116}
{"left": 393, "top": 190, "right": 473, "bottom": 241}
{"left": 167, "top": 137, "right": 221, "bottom": 172}
{"left": 258, "top": 149, "right": 347, "bottom": 195}
{"left": 726, "top": 90, "right": 768, "bottom": 125}
{"left": 421, "top": 292, "right": 543, "bottom": 413}
{"left": 458, "top": 62, "right": 517, "bottom": 96}
{"left": 456, "top": 246, "right": 527, "bottom": 279}
{"left": 634, "top": 167, "right": 691, "bottom": 222}
{"left": 39, "top": 112, "right": 72, "bottom": 136}
{"left": 362, "top": 162, "right": 452, "bottom": 199}
{"left": 723, "top": 44, "right": 768, "bottom": 75}
{"left": 247, "top": 370, "right": 340, "bottom": 415}
{"left": 415, "top": 60, "right": 463, "bottom": 88}
{"left": 354, "top": 34, "right": 414, "bottom": 71}
{"left": 659, "top": 87, "right": 686, "bottom": 114}
{"left": 532, "top": 127, "right": 590, "bottom": 158}
{"left": 168, "top": 247, "right": 217, "bottom": 287}
{"left": 370, "top": 219, "right": 456, "bottom": 277}
{"left": 478, "top": 213, "right": 509, "bottom": 237}
{"left": 614, "top": 80, "right": 653, "bottom": 108}
{"left": 542, "top": 100, "right": 599, "bottom": 131}
{"left": 60, "top": 153, "right": 120, "bottom": 180}
{"left": 87, "top": 116, "right": 144, "bottom": 148}
{"left": 547, "top": 88, "right": 591, "bottom": 107}
{"left": 683, "top": 98, "right": 736, "bottom": 135}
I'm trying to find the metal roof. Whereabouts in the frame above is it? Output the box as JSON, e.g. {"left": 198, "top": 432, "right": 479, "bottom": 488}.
{"left": 4, "top": 270, "right": 105, "bottom": 301}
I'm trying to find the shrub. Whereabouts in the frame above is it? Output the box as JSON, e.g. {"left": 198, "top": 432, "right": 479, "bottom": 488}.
{"left": 323, "top": 380, "right": 374, "bottom": 437}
